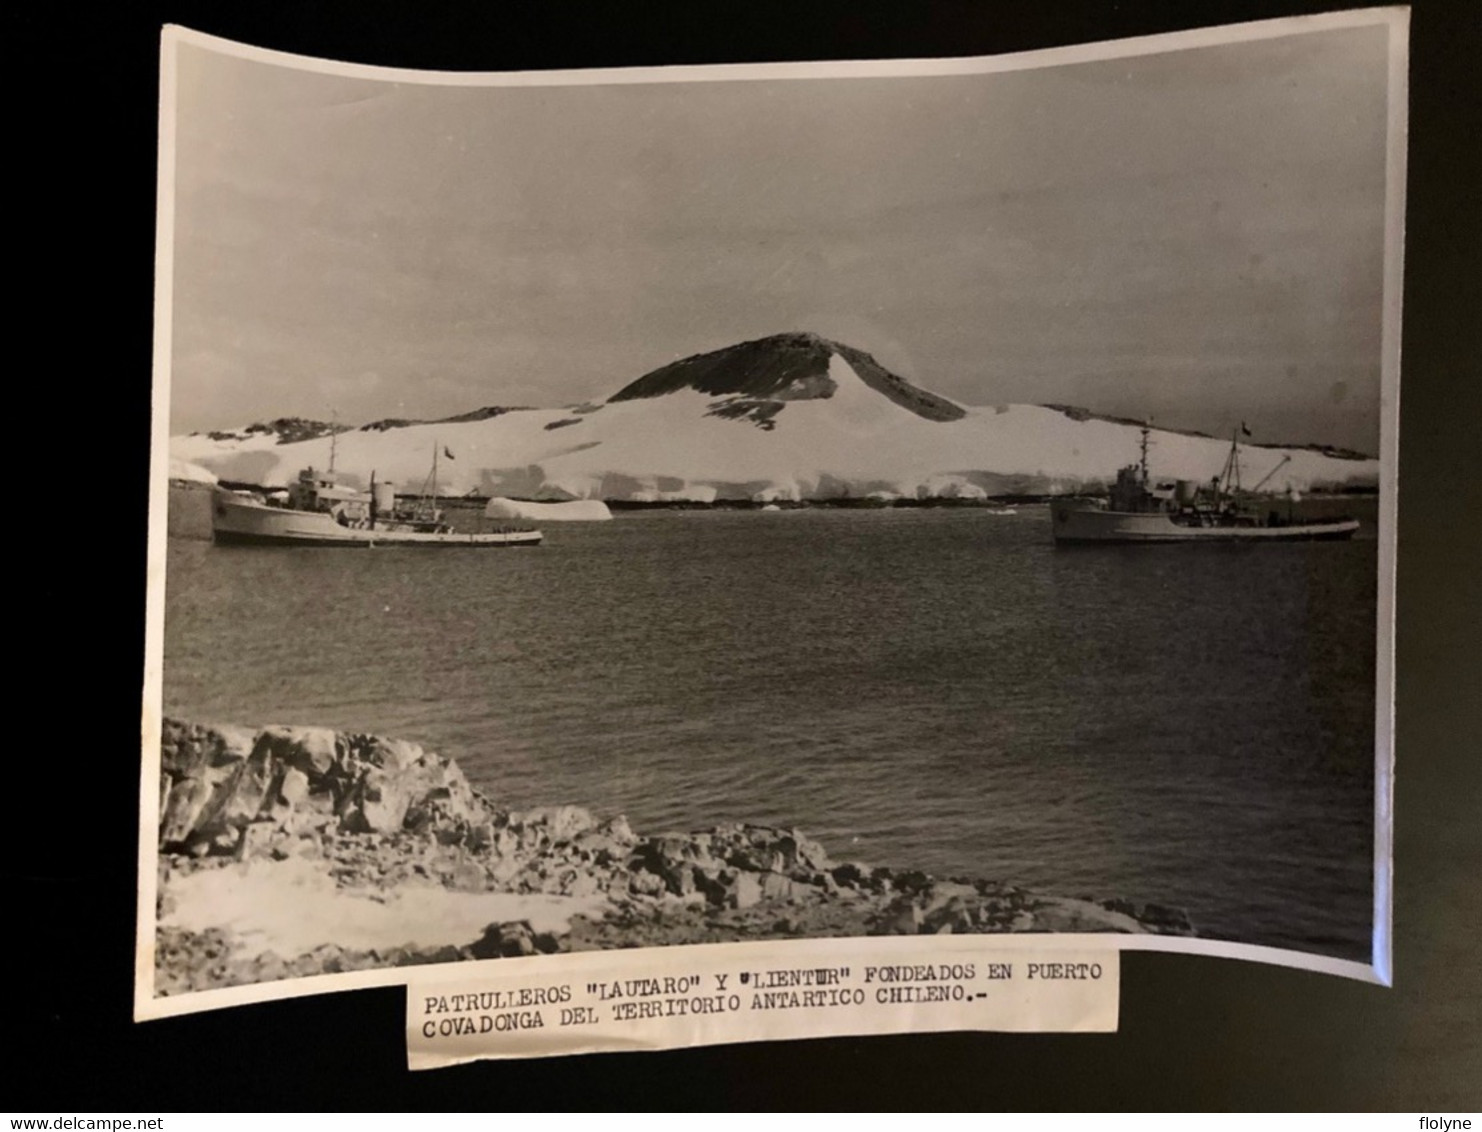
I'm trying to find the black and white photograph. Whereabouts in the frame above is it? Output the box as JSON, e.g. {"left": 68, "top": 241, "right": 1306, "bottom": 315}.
{"left": 141, "top": 8, "right": 1405, "bottom": 1020}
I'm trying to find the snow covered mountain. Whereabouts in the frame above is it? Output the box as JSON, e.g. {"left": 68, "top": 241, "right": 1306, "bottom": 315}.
{"left": 171, "top": 332, "right": 1378, "bottom": 501}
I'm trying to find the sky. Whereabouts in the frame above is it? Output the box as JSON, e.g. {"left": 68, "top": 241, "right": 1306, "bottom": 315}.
{"left": 167, "top": 21, "right": 1395, "bottom": 451}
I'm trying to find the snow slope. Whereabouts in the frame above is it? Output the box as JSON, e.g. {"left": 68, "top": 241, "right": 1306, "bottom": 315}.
{"left": 171, "top": 334, "right": 1378, "bottom": 501}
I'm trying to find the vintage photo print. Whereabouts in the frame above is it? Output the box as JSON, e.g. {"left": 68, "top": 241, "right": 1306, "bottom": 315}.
{"left": 140, "top": 8, "right": 1406, "bottom": 1028}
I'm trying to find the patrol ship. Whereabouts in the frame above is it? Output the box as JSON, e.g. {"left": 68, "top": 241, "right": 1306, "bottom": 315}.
{"left": 1050, "top": 425, "right": 1360, "bottom": 545}
{"left": 212, "top": 442, "right": 542, "bottom": 548}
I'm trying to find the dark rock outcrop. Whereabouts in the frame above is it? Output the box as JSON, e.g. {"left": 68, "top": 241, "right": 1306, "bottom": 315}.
{"left": 201, "top": 418, "right": 346, "bottom": 445}
{"left": 158, "top": 720, "right": 483, "bottom": 855}
{"left": 606, "top": 332, "right": 966, "bottom": 423}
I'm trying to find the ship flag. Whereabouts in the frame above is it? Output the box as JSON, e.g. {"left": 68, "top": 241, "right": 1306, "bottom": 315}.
{"left": 1240, "top": 421, "right": 1252, "bottom": 437}
{"left": 444, "top": 446, "right": 456, "bottom": 460}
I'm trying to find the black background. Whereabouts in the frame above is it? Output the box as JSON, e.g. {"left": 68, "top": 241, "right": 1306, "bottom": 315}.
{"left": 9, "top": 0, "right": 1479, "bottom": 1111}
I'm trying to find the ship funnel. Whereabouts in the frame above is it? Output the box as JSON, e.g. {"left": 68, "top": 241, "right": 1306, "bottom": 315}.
{"left": 373, "top": 481, "right": 396, "bottom": 513}
{"left": 1175, "top": 479, "right": 1199, "bottom": 505}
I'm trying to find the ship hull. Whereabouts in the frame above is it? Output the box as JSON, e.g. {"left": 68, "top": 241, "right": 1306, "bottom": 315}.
{"left": 1051, "top": 501, "right": 1359, "bottom": 544}
{"left": 211, "top": 492, "right": 542, "bottom": 547}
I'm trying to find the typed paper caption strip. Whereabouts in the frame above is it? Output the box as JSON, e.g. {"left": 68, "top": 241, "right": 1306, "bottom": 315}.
{"left": 407, "top": 941, "right": 1117, "bottom": 1066}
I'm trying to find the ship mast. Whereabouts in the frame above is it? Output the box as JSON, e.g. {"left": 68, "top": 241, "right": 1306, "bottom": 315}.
{"left": 1217, "top": 426, "right": 1243, "bottom": 504}
{"left": 1139, "top": 422, "right": 1152, "bottom": 483}
{"left": 416, "top": 439, "right": 440, "bottom": 523}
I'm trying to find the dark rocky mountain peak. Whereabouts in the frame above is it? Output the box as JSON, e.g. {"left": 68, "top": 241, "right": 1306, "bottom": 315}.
{"left": 607, "top": 332, "right": 965, "bottom": 423}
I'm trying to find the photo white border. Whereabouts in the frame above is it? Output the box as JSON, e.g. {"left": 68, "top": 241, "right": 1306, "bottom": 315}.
{"left": 137, "top": 5, "right": 1407, "bottom": 1024}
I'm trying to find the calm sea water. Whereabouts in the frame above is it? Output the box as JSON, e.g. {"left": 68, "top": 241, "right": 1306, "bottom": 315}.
{"left": 163, "top": 498, "right": 1379, "bottom": 960}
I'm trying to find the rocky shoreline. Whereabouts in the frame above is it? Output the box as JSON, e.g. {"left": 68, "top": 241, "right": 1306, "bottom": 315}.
{"left": 153, "top": 720, "right": 1195, "bottom": 996}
